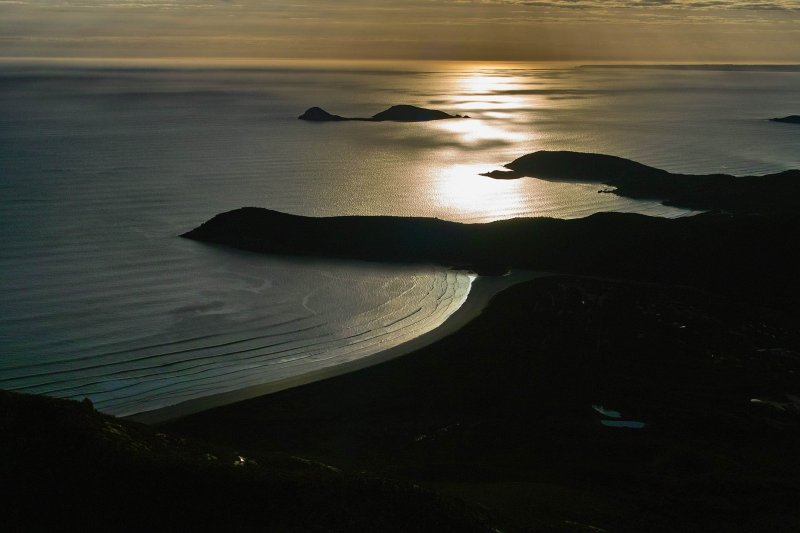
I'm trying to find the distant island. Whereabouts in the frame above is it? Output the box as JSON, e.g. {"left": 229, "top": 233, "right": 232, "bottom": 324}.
{"left": 770, "top": 115, "right": 800, "bottom": 124}
{"left": 483, "top": 150, "right": 800, "bottom": 213}
{"left": 298, "top": 104, "right": 468, "bottom": 122}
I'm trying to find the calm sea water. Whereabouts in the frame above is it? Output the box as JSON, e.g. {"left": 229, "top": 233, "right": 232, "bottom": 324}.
{"left": 1, "top": 60, "right": 798, "bottom": 415}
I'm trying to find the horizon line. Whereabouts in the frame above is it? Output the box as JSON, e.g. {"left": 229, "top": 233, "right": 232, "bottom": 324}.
{"left": 1, "top": 56, "right": 800, "bottom": 67}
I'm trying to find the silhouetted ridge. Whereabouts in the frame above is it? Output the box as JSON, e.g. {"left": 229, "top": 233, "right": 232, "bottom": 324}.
{"left": 506, "top": 151, "right": 669, "bottom": 182}
{"left": 297, "top": 106, "right": 346, "bottom": 121}
{"left": 298, "top": 104, "right": 466, "bottom": 122}
{"left": 770, "top": 115, "right": 800, "bottom": 124}
{"left": 183, "top": 208, "right": 800, "bottom": 308}
{"left": 485, "top": 150, "right": 800, "bottom": 213}
{"left": 371, "top": 104, "right": 463, "bottom": 121}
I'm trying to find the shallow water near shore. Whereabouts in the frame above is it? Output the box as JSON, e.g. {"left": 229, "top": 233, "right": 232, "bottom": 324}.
{"left": 1, "top": 60, "right": 799, "bottom": 415}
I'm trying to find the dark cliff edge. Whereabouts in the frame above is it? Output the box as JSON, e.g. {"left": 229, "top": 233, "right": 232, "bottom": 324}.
{"left": 483, "top": 151, "right": 800, "bottom": 213}
{"left": 0, "top": 390, "right": 490, "bottom": 532}
{"left": 299, "top": 104, "right": 467, "bottom": 122}
{"left": 770, "top": 115, "right": 800, "bottom": 124}
{"left": 183, "top": 208, "right": 800, "bottom": 309}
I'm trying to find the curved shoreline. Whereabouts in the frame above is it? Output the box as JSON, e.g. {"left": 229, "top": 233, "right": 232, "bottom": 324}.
{"left": 128, "top": 270, "right": 545, "bottom": 424}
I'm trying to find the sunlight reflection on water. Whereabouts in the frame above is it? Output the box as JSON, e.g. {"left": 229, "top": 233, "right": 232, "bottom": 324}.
{"left": 434, "top": 164, "right": 527, "bottom": 219}
{"left": 433, "top": 118, "right": 530, "bottom": 146}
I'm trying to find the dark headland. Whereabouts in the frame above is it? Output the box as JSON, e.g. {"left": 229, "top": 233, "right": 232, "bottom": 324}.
{"left": 770, "top": 115, "right": 800, "bottom": 124}
{"left": 182, "top": 207, "right": 800, "bottom": 306}
{"left": 298, "top": 104, "right": 467, "bottom": 122}
{"left": 483, "top": 150, "right": 800, "bottom": 213}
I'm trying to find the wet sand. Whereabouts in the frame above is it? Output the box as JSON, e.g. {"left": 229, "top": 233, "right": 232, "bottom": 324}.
{"left": 129, "top": 270, "right": 546, "bottom": 424}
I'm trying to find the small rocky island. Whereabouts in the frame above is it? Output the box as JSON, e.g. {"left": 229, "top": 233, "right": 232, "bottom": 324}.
{"left": 770, "top": 115, "right": 800, "bottom": 124}
{"left": 484, "top": 150, "right": 800, "bottom": 213}
{"left": 298, "top": 104, "right": 467, "bottom": 122}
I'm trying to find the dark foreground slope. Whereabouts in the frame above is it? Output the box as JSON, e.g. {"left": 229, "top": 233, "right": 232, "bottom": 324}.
{"left": 183, "top": 208, "right": 800, "bottom": 308}
{"left": 1, "top": 390, "right": 490, "bottom": 532}
{"left": 165, "top": 276, "right": 800, "bottom": 532}
{"left": 485, "top": 151, "right": 800, "bottom": 213}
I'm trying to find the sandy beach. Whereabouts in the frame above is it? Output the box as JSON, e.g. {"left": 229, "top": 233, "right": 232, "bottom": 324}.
{"left": 129, "top": 270, "right": 547, "bottom": 424}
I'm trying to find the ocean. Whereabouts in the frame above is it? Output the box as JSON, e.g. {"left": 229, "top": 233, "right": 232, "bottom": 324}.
{"left": 1, "top": 59, "right": 798, "bottom": 415}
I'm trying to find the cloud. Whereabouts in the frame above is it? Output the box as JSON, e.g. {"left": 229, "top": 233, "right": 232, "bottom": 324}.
{"left": 488, "top": 0, "right": 799, "bottom": 10}
{"left": 0, "top": 0, "right": 798, "bottom": 61}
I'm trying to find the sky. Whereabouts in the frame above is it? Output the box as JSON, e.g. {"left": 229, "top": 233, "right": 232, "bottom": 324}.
{"left": 1, "top": 0, "right": 799, "bottom": 62}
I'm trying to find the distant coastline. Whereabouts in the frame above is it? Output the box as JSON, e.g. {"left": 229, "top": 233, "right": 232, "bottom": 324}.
{"left": 770, "top": 115, "right": 800, "bottom": 124}
{"left": 578, "top": 63, "right": 800, "bottom": 71}
{"left": 483, "top": 150, "right": 800, "bottom": 213}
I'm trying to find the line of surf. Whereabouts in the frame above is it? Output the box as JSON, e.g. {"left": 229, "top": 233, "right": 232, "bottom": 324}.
{"left": 128, "top": 270, "right": 545, "bottom": 424}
